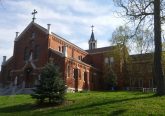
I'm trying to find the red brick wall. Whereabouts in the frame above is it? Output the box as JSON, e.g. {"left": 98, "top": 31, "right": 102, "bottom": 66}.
{"left": 13, "top": 25, "right": 49, "bottom": 70}
{"left": 0, "top": 57, "right": 14, "bottom": 86}
{"left": 49, "top": 35, "right": 87, "bottom": 60}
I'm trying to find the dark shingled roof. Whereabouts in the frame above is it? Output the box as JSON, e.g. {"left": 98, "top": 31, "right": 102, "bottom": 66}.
{"left": 89, "top": 31, "right": 95, "bottom": 41}
{"left": 17, "top": 22, "right": 88, "bottom": 54}
{"left": 86, "top": 46, "right": 116, "bottom": 54}
{"left": 130, "top": 53, "right": 154, "bottom": 61}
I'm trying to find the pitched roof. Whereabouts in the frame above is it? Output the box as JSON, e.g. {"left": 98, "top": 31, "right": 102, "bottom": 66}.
{"left": 86, "top": 46, "right": 116, "bottom": 54}
{"left": 15, "top": 21, "right": 48, "bottom": 41}
{"left": 49, "top": 48, "right": 99, "bottom": 70}
{"left": 2, "top": 56, "right": 13, "bottom": 66}
{"left": 51, "top": 32, "right": 88, "bottom": 54}
{"left": 49, "top": 48, "right": 64, "bottom": 57}
{"left": 16, "top": 22, "right": 88, "bottom": 54}
{"left": 130, "top": 53, "right": 154, "bottom": 61}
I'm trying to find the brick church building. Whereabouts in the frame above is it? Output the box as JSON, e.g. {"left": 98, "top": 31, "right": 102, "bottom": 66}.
{"left": 0, "top": 14, "right": 129, "bottom": 92}
{"left": 0, "top": 11, "right": 159, "bottom": 93}
{"left": 0, "top": 21, "right": 127, "bottom": 91}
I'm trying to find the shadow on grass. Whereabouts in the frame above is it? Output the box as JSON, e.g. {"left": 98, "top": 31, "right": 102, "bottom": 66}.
{"left": 0, "top": 103, "right": 36, "bottom": 113}
{"left": 0, "top": 100, "right": 74, "bottom": 113}
{"left": 52, "top": 94, "right": 156, "bottom": 113}
{"left": 0, "top": 94, "right": 156, "bottom": 114}
{"left": 110, "top": 109, "right": 127, "bottom": 116}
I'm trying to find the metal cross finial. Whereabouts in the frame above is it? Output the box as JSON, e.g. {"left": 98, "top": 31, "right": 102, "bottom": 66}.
{"left": 91, "top": 25, "right": 94, "bottom": 32}
{"left": 32, "top": 9, "right": 37, "bottom": 22}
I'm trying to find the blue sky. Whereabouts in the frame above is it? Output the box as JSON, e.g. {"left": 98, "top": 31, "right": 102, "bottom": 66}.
{"left": 0, "top": 0, "right": 124, "bottom": 68}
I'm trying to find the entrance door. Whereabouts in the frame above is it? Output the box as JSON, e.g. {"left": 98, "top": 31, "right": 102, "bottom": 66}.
{"left": 74, "top": 69, "right": 78, "bottom": 92}
{"left": 84, "top": 72, "right": 88, "bottom": 89}
{"left": 24, "top": 68, "right": 33, "bottom": 88}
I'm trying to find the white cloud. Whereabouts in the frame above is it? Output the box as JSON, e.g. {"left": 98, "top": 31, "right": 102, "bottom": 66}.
{"left": 41, "top": 0, "right": 112, "bottom": 15}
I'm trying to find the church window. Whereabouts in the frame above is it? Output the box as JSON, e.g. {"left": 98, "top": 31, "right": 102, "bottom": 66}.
{"left": 34, "top": 45, "right": 40, "bottom": 59}
{"left": 62, "top": 46, "right": 64, "bottom": 53}
{"left": 24, "top": 47, "right": 29, "bottom": 61}
{"left": 91, "top": 73, "right": 94, "bottom": 83}
{"left": 110, "top": 57, "right": 114, "bottom": 64}
{"left": 67, "top": 64, "right": 70, "bottom": 78}
{"left": 29, "top": 50, "right": 33, "bottom": 60}
{"left": 104, "top": 57, "right": 109, "bottom": 64}
{"left": 81, "top": 71, "right": 84, "bottom": 81}
{"left": 73, "top": 69, "right": 74, "bottom": 78}
{"left": 139, "top": 79, "right": 143, "bottom": 88}
{"left": 90, "top": 43, "right": 92, "bottom": 49}
{"left": 72, "top": 49, "right": 74, "bottom": 58}
{"left": 78, "top": 56, "right": 82, "bottom": 61}
{"left": 32, "top": 32, "right": 36, "bottom": 39}
{"left": 130, "top": 78, "right": 134, "bottom": 87}
{"left": 93, "top": 43, "right": 95, "bottom": 48}
{"left": 59, "top": 46, "right": 61, "bottom": 52}
{"left": 149, "top": 79, "right": 153, "bottom": 88}
{"left": 7, "top": 69, "right": 12, "bottom": 81}
{"left": 104, "top": 57, "right": 114, "bottom": 65}
{"left": 148, "top": 65, "right": 152, "bottom": 72}
{"left": 79, "top": 69, "right": 81, "bottom": 79}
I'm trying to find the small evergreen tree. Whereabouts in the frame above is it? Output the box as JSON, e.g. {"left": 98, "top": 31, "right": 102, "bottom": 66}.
{"left": 31, "top": 63, "right": 66, "bottom": 105}
{"left": 103, "top": 64, "right": 117, "bottom": 90}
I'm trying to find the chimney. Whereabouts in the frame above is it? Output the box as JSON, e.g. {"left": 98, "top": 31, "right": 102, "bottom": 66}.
{"left": 63, "top": 46, "right": 67, "bottom": 57}
{"left": 15, "top": 32, "right": 19, "bottom": 41}
{"left": 2, "top": 56, "right": 6, "bottom": 65}
{"left": 47, "top": 24, "right": 51, "bottom": 34}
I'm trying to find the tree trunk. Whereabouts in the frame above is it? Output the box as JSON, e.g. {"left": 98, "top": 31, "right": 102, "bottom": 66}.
{"left": 154, "top": 0, "right": 165, "bottom": 95}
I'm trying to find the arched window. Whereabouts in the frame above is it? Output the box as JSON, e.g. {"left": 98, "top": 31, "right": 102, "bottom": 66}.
{"left": 67, "top": 64, "right": 70, "bottom": 77}
{"left": 34, "top": 45, "right": 40, "bottom": 59}
{"left": 90, "top": 43, "right": 92, "bottom": 49}
{"left": 59, "top": 46, "right": 61, "bottom": 52}
{"left": 81, "top": 71, "right": 84, "bottom": 81}
{"left": 24, "top": 47, "right": 29, "bottom": 61}
{"left": 7, "top": 69, "right": 12, "bottom": 81}
{"left": 62, "top": 46, "right": 64, "bottom": 53}
{"left": 93, "top": 43, "right": 95, "bottom": 48}
{"left": 78, "top": 69, "right": 81, "bottom": 79}
{"left": 32, "top": 32, "right": 36, "bottom": 39}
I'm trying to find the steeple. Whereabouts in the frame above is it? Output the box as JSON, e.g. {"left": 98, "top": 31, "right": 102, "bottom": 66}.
{"left": 89, "top": 25, "right": 97, "bottom": 50}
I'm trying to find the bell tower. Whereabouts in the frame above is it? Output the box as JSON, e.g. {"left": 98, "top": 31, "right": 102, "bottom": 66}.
{"left": 89, "top": 25, "right": 97, "bottom": 50}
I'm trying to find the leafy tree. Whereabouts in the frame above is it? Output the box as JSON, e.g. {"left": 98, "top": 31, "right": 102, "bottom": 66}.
{"left": 134, "top": 27, "right": 154, "bottom": 54}
{"left": 111, "top": 25, "right": 154, "bottom": 54}
{"left": 111, "top": 25, "right": 131, "bottom": 50}
{"left": 113, "top": 0, "right": 165, "bottom": 95}
{"left": 31, "top": 63, "right": 66, "bottom": 104}
{"left": 111, "top": 26, "right": 131, "bottom": 87}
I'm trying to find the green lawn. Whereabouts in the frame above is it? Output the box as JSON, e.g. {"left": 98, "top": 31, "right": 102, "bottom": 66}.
{"left": 0, "top": 91, "right": 165, "bottom": 116}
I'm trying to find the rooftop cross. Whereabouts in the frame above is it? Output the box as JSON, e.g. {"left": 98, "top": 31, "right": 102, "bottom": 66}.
{"left": 32, "top": 9, "right": 37, "bottom": 22}
{"left": 91, "top": 25, "right": 94, "bottom": 32}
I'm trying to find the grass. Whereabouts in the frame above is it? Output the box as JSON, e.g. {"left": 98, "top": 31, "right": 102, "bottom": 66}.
{"left": 0, "top": 91, "right": 165, "bottom": 115}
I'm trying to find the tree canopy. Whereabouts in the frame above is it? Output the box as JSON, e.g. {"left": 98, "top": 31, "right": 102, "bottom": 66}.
{"left": 113, "top": 0, "right": 165, "bottom": 95}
